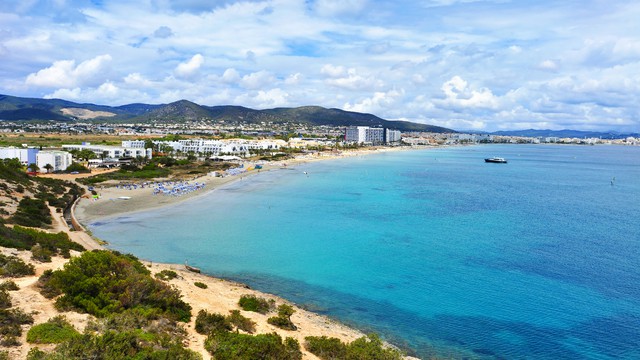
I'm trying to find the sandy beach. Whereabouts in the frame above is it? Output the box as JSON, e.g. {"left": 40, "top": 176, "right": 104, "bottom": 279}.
{"left": 13, "top": 148, "right": 419, "bottom": 359}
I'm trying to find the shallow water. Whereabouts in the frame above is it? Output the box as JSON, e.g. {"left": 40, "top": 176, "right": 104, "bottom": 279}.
{"left": 90, "top": 144, "right": 640, "bottom": 359}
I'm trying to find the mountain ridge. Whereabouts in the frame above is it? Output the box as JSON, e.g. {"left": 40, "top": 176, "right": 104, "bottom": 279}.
{"left": 0, "top": 94, "right": 452, "bottom": 133}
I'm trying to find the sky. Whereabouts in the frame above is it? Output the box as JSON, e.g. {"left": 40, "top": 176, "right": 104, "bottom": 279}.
{"left": 1, "top": 0, "right": 639, "bottom": 132}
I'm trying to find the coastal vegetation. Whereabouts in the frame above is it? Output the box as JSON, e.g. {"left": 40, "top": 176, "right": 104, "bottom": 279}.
{"left": 304, "top": 334, "right": 403, "bottom": 360}
{"left": 267, "top": 304, "right": 297, "bottom": 331}
{"left": 238, "top": 294, "right": 275, "bottom": 314}
{"left": 26, "top": 316, "right": 80, "bottom": 344}
{"left": 0, "top": 225, "right": 84, "bottom": 261}
{"left": 193, "top": 281, "right": 207, "bottom": 289}
{"left": 37, "top": 250, "right": 192, "bottom": 321}
{"left": 26, "top": 309, "right": 201, "bottom": 359}
{"left": 155, "top": 269, "right": 178, "bottom": 281}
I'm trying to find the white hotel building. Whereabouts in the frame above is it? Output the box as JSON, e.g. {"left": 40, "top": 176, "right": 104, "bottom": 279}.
{"left": 36, "top": 151, "right": 73, "bottom": 172}
{"left": 155, "top": 139, "right": 286, "bottom": 156}
{"left": 62, "top": 142, "right": 152, "bottom": 159}
{"left": 345, "top": 126, "right": 402, "bottom": 145}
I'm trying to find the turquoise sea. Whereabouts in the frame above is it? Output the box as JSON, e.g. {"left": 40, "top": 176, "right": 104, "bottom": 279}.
{"left": 89, "top": 144, "right": 640, "bottom": 359}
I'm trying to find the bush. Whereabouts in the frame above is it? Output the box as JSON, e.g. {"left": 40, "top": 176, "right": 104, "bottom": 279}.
{"left": 267, "top": 304, "right": 297, "bottom": 331}
{"left": 0, "top": 308, "right": 34, "bottom": 344}
{"left": 31, "top": 244, "right": 53, "bottom": 263}
{"left": 26, "top": 316, "right": 80, "bottom": 344}
{"left": 205, "top": 331, "right": 302, "bottom": 360}
{"left": 305, "top": 334, "right": 402, "bottom": 360}
{"left": 0, "top": 281, "right": 19, "bottom": 291}
{"left": 38, "top": 250, "right": 192, "bottom": 322}
{"left": 0, "top": 289, "right": 11, "bottom": 309}
{"left": 194, "top": 281, "right": 208, "bottom": 289}
{"left": 155, "top": 269, "right": 178, "bottom": 281}
{"left": 0, "top": 253, "right": 35, "bottom": 277}
{"left": 238, "top": 295, "right": 274, "bottom": 314}
{"left": 195, "top": 310, "right": 231, "bottom": 335}
{"left": 227, "top": 310, "right": 256, "bottom": 334}
{"left": 304, "top": 336, "right": 347, "bottom": 360}
{"left": 11, "top": 197, "right": 51, "bottom": 228}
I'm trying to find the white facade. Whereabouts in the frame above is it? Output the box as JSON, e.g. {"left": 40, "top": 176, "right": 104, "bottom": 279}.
{"left": 62, "top": 144, "right": 152, "bottom": 159}
{"left": 345, "top": 126, "right": 368, "bottom": 143}
{"left": 385, "top": 129, "right": 402, "bottom": 143}
{"left": 121, "top": 140, "right": 146, "bottom": 148}
{"left": 36, "top": 151, "right": 72, "bottom": 172}
{"left": 155, "top": 139, "right": 285, "bottom": 156}
{"left": 345, "top": 126, "right": 399, "bottom": 144}
{"left": 0, "top": 147, "right": 39, "bottom": 165}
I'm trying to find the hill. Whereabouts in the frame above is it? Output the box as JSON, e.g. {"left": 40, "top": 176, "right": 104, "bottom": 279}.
{"left": 486, "top": 129, "right": 639, "bottom": 139}
{"left": 0, "top": 94, "right": 452, "bottom": 133}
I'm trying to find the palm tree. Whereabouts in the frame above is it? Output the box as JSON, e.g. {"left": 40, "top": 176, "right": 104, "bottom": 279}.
{"left": 27, "top": 163, "right": 39, "bottom": 173}
{"left": 44, "top": 163, "right": 54, "bottom": 173}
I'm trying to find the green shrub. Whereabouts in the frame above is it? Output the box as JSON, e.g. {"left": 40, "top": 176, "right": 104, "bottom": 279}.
{"left": 0, "top": 289, "right": 11, "bottom": 309}
{"left": 0, "top": 253, "right": 35, "bottom": 277}
{"left": 155, "top": 269, "right": 178, "bottom": 281}
{"left": 0, "top": 281, "right": 19, "bottom": 291}
{"left": 0, "top": 308, "right": 34, "bottom": 343}
{"left": 195, "top": 310, "right": 231, "bottom": 335}
{"left": 238, "top": 294, "right": 274, "bottom": 314}
{"left": 11, "top": 197, "right": 51, "bottom": 227}
{"left": 267, "top": 304, "right": 297, "bottom": 331}
{"left": 194, "top": 281, "right": 208, "bottom": 289}
{"left": 304, "top": 336, "right": 347, "bottom": 360}
{"left": 26, "top": 316, "right": 80, "bottom": 344}
{"left": 305, "top": 334, "right": 402, "bottom": 360}
{"left": 31, "top": 244, "right": 53, "bottom": 263}
{"left": 227, "top": 310, "right": 256, "bottom": 334}
{"left": 204, "top": 331, "right": 302, "bottom": 360}
{"left": 37, "top": 250, "right": 191, "bottom": 322}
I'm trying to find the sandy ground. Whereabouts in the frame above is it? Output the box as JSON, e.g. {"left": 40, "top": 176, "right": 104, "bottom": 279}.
{"left": 3, "top": 149, "right": 420, "bottom": 359}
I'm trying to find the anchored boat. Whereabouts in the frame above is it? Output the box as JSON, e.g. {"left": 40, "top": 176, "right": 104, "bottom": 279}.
{"left": 485, "top": 157, "right": 507, "bottom": 163}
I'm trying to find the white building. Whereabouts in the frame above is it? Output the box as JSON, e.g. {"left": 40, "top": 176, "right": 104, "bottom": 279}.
{"left": 155, "top": 139, "right": 285, "bottom": 157}
{"left": 345, "top": 126, "right": 399, "bottom": 145}
{"left": 121, "top": 140, "right": 146, "bottom": 148}
{"left": 36, "top": 151, "right": 72, "bottom": 172}
{"left": 345, "top": 126, "right": 368, "bottom": 143}
{"left": 0, "top": 147, "right": 39, "bottom": 165}
{"left": 385, "top": 129, "right": 402, "bottom": 143}
{"left": 62, "top": 143, "right": 152, "bottom": 159}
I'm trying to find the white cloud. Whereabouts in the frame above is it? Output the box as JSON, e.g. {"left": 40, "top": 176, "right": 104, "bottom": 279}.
{"left": 437, "top": 76, "right": 499, "bottom": 109}
{"left": 25, "top": 54, "right": 112, "bottom": 88}
{"left": 235, "top": 88, "right": 290, "bottom": 108}
{"left": 313, "top": 0, "right": 367, "bottom": 17}
{"left": 344, "top": 88, "right": 404, "bottom": 114}
{"left": 221, "top": 68, "right": 241, "bottom": 83}
{"left": 175, "top": 54, "right": 204, "bottom": 78}
{"left": 321, "top": 64, "right": 347, "bottom": 78}
{"left": 538, "top": 59, "right": 559, "bottom": 71}
{"left": 285, "top": 73, "right": 303, "bottom": 85}
{"left": 240, "top": 70, "right": 275, "bottom": 90}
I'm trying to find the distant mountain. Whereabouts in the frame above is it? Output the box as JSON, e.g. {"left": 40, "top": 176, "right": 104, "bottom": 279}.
{"left": 0, "top": 94, "right": 452, "bottom": 133}
{"left": 486, "top": 129, "right": 639, "bottom": 139}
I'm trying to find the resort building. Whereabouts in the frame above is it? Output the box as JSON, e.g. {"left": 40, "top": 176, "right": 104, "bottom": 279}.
{"left": 62, "top": 142, "right": 152, "bottom": 160}
{"left": 0, "top": 147, "right": 39, "bottom": 165}
{"left": 36, "top": 150, "right": 72, "bottom": 172}
{"left": 345, "top": 126, "right": 401, "bottom": 145}
{"left": 154, "top": 139, "right": 285, "bottom": 157}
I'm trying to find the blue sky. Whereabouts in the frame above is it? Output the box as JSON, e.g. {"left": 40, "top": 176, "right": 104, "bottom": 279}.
{"left": 1, "top": 0, "right": 639, "bottom": 132}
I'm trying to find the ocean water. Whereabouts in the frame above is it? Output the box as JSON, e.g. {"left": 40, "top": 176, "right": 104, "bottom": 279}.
{"left": 89, "top": 145, "right": 640, "bottom": 359}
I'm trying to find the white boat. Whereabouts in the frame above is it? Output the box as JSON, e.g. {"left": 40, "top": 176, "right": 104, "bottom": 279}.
{"left": 117, "top": 196, "right": 132, "bottom": 200}
{"left": 484, "top": 157, "right": 507, "bottom": 163}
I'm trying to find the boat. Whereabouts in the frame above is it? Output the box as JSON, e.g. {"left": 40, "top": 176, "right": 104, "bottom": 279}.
{"left": 185, "top": 261, "right": 201, "bottom": 273}
{"left": 485, "top": 157, "right": 507, "bottom": 163}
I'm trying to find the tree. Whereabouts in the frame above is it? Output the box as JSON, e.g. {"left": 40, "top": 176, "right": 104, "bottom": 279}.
{"left": 27, "top": 163, "right": 39, "bottom": 173}
{"left": 44, "top": 163, "right": 54, "bottom": 173}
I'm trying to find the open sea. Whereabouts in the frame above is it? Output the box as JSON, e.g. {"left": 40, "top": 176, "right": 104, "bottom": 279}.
{"left": 88, "top": 144, "right": 640, "bottom": 359}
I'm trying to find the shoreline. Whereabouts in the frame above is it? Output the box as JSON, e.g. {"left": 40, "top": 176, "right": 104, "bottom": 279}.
{"left": 70, "top": 147, "right": 424, "bottom": 358}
